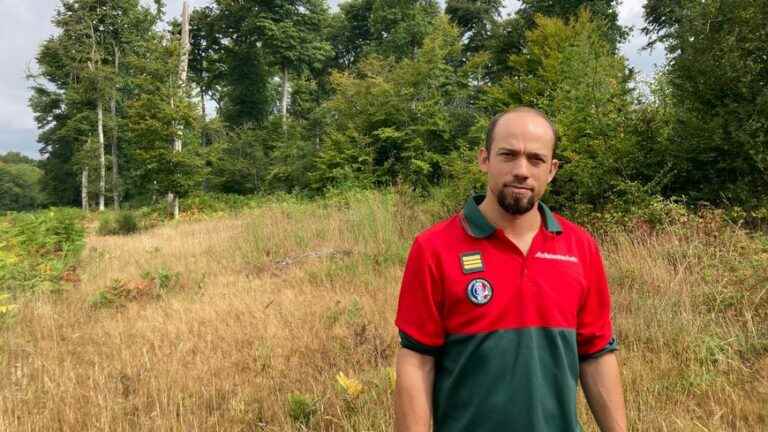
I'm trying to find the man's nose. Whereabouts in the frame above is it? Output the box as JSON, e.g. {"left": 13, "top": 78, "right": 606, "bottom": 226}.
{"left": 510, "top": 157, "right": 530, "bottom": 179}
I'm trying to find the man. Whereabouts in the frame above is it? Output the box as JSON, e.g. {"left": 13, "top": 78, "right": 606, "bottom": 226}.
{"left": 394, "top": 107, "right": 627, "bottom": 431}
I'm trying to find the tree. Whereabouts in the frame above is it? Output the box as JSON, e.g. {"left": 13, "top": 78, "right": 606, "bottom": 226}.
{"left": 480, "top": 11, "right": 636, "bottom": 211}
{"left": 213, "top": 0, "right": 333, "bottom": 128}
{"left": 29, "top": 0, "right": 160, "bottom": 209}
{"left": 643, "top": 0, "right": 768, "bottom": 206}
{"left": 445, "top": 0, "right": 503, "bottom": 56}
{"left": 121, "top": 24, "right": 200, "bottom": 206}
{"left": 168, "top": 1, "right": 192, "bottom": 219}
{"left": 313, "top": 15, "right": 476, "bottom": 191}
{"left": 516, "top": 0, "right": 628, "bottom": 49}
{"left": 0, "top": 158, "right": 45, "bottom": 211}
{"left": 189, "top": 5, "right": 225, "bottom": 146}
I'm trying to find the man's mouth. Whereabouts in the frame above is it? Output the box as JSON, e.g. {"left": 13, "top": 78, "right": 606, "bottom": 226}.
{"left": 504, "top": 184, "right": 533, "bottom": 192}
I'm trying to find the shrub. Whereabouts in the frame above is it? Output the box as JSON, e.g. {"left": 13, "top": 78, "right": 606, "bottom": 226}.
{"left": 89, "top": 268, "right": 183, "bottom": 309}
{"left": 97, "top": 211, "right": 140, "bottom": 236}
{"left": 287, "top": 393, "right": 317, "bottom": 428}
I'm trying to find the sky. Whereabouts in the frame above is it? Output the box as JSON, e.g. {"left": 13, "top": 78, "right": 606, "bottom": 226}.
{"left": 0, "top": 0, "right": 666, "bottom": 158}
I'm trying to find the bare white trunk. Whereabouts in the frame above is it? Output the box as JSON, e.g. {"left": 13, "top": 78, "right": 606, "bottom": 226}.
{"left": 111, "top": 44, "right": 120, "bottom": 210}
{"left": 170, "top": 1, "right": 190, "bottom": 220}
{"left": 81, "top": 167, "right": 89, "bottom": 212}
{"left": 97, "top": 99, "right": 105, "bottom": 211}
{"left": 281, "top": 64, "right": 289, "bottom": 129}
{"left": 87, "top": 19, "right": 105, "bottom": 212}
{"left": 200, "top": 88, "right": 206, "bottom": 146}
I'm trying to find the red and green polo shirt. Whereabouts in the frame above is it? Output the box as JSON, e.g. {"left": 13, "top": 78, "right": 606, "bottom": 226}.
{"left": 395, "top": 194, "right": 618, "bottom": 432}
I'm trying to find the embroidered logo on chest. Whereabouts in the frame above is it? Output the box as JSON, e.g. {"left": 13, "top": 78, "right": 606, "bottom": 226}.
{"left": 466, "top": 278, "right": 493, "bottom": 305}
{"left": 534, "top": 251, "right": 579, "bottom": 263}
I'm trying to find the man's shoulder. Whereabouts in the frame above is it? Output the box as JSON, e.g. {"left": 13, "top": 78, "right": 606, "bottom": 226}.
{"left": 552, "top": 212, "right": 600, "bottom": 249}
{"left": 412, "top": 214, "right": 461, "bottom": 248}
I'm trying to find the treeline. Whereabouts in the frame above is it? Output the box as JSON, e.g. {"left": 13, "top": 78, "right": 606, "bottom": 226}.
{"left": 25, "top": 0, "right": 768, "bottom": 218}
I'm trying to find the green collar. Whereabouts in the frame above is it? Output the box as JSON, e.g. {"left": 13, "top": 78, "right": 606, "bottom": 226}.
{"left": 461, "top": 194, "right": 563, "bottom": 238}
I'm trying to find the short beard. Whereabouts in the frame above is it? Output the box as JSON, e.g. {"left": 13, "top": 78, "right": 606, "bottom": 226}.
{"left": 496, "top": 187, "right": 536, "bottom": 215}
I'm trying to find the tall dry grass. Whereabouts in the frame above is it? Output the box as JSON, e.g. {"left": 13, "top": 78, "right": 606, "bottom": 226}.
{"left": 1, "top": 190, "right": 766, "bottom": 431}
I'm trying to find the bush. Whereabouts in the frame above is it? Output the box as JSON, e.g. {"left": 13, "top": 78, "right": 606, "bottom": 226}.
{"left": 97, "top": 211, "right": 140, "bottom": 236}
{"left": 287, "top": 393, "right": 317, "bottom": 428}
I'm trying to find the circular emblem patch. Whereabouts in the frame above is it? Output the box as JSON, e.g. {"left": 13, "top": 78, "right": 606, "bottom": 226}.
{"left": 466, "top": 278, "right": 493, "bottom": 305}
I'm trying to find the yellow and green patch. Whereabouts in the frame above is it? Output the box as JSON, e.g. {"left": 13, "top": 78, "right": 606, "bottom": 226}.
{"left": 461, "top": 252, "right": 484, "bottom": 274}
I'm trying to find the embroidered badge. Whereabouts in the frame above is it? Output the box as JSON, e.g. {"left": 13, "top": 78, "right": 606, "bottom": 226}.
{"left": 466, "top": 278, "right": 493, "bottom": 305}
{"left": 460, "top": 252, "right": 484, "bottom": 274}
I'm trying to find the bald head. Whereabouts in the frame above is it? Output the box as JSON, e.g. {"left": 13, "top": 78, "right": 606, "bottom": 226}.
{"left": 484, "top": 107, "right": 558, "bottom": 157}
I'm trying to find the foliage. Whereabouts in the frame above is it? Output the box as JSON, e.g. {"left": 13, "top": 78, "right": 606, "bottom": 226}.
{"left": 0, "top": 208, "right": 85, "bottom": 292}
{"left": 517, "top": 0, "right": 628, "bottom": 48}
{"left": 0, "top": 159, "right": 46, "bottom": 211}
{"left": 313, "top": 15, "right": 475, "bottom": 191}
{"left": 88, "top": 267, "right": 182, "bottom": 308}
{"left": 97, "top": 211, "right": 140, "bottom": 235}
{"left": 479, "top": 10, "right": 636, "bottom": 212}
{"left": 445, "top": 0, "right": 503, "bottom": 56}
{"left": 29, "top": 0, "right": 163, "bottom": 207}
{"left": 287, "top": 393, "right": 317, "bottom": 428}
{"left": 642, "top": 0, "right": 768, "bottom": 208}
{"left": 24, "top": 0, "right": 768, "bottom": 223}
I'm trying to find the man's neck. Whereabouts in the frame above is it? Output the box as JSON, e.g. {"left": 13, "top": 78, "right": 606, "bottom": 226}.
{"left": 478, "top": 193, "right": 542, "bottom": 239}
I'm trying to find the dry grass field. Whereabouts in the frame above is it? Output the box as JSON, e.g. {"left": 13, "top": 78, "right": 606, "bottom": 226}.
{"left": 1, "top": 190, "right": 767, "bottom": 431}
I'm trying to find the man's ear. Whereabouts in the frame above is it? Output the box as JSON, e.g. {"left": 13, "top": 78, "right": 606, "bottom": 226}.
{"left": 548, "top": 159, "right": 560, "bottom": 183}
{"left": 478, "top": 148, "right": 489, "bottom": 173}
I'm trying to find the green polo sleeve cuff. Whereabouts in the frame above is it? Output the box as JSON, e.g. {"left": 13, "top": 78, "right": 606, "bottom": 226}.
{"left": 579, "top": 337, "right": 619, "bottom": 362}
{"left": 399, "top": 331, "right": 442, "bottom": 356}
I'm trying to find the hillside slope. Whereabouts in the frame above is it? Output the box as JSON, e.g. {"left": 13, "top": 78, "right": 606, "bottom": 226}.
{"left": 1, "top": 191, "right": 767, "bottom": 431}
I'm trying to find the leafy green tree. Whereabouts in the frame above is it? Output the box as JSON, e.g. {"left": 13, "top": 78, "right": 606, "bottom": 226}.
{"left": 121, "top": 30, "right": 201, "bottom": 203}
{"left": 313, "top": 15, "right": 476, "bottom": 191}
{"left": 0, "top": 161, "right": 45, "bottom": 211}
{"left": 517, "top": 0, "right": 628, "bottom": 48}
{"left": 368, "top": 0, "right": 441, "bottom": 59}
{"left": 29, "top": 0, "right": 160, "bottom": 209}
{"left": 212, "top": 0, "right": 333, "bottom": 127}
{"left": 445, "top": 0, "right": 503, "bottom": 56}
{"left": 480, "top": 11, "right": 636, "bottom": 210}
{"left": 329, "top": 0, "right": 441, "bottom": 68}
{"left": 0, "top": 153, "right": 38, "bottom": 166}
{"left": 643, "top": 0, "right": 768, "bottom": 206}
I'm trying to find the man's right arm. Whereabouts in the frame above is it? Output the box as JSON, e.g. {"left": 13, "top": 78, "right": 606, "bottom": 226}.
{"left": 394, "top": 348, "right": 435, "bottom": 432}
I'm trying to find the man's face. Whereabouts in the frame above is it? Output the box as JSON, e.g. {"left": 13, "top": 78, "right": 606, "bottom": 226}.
{"left": 478, "top": 112, "right": 559, "bottom": 215}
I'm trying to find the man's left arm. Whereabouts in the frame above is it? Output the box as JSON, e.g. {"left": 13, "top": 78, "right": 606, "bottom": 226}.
{"left": 577, "top": 238, "right": 626, "bottom": 432}
{"left": 580, "top": 352, "right": 627, "bottom": 432}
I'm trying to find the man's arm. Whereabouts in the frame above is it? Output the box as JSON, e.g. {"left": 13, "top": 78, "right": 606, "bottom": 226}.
{"left": 580, "top": 352, "right": 627, "bottom": 432}
{"left": 394, "top": 348, "right": 435, "bottom": 432}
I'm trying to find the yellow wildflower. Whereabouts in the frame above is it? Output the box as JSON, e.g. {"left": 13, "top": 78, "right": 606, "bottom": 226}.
{"left": 336, "top": 372, "right": 363, "bottom": 398}
{"left": 0, "top": 304, "right": 17, "bottom": 314}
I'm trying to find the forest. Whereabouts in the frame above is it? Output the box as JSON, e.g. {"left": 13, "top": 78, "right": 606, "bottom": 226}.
{"left": 0, "top": 0, "right": 760, "bottom": 223}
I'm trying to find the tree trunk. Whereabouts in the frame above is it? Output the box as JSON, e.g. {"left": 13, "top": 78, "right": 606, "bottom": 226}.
{"left": 200, "top": 87, "right": 208, "bottom": 192}
{"left": 170, "top": 1, "right": 190, "bottom": 220}
{"left": 97, "top": 99, "right": 105, "bottom": 211}
{"left": 81, "top": 167, "right": 89, "bottom": 212}
{"left": 111, "top": 44, "right": 120, "bottom": 210}
{"left": 200, "top": 87, "right": 206, "bottom": 146}
{"left": 281, "top": 64, "right": 289, "bottom": 130}
{"left": 87, "top": 19, "right": 106, "bottom": 212}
